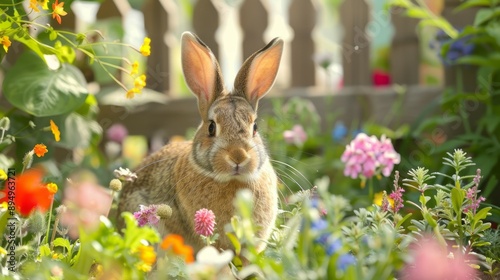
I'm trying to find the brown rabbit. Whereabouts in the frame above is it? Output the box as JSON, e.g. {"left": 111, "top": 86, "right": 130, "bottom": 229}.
{"left": 117, "top": 32, "right": 283, "bottom": 253}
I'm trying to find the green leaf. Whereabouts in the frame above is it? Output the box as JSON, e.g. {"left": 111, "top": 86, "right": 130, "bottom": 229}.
{"left": 39, "top": 244, "right": 51, "bottom": 257}
{"left": 423, "top": 210, "right": 437, "bottom": 228}
{"left": 60, "top": 112, "right": 102, "bottom": 149}
{"left": 473, "top": 207, "right": 492, "bottom": 224}
{"left": 226, "top": 232, "right": 241, "bottom": 255}
{"left": 456, "top": 0, "right": 491, "bottom": 12}
{"left": 3, "top": 52, "right": 88, "bottom": 117}
{"left": 53, "top": 237, "right": 72, "bottom": 252}
{"left": 451, "top": 188, "right": 465, "bottom": 216}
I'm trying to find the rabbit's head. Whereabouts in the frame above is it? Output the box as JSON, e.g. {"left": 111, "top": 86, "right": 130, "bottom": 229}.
{"left": 181, "top": 32, "right": 283, "bottom": 183}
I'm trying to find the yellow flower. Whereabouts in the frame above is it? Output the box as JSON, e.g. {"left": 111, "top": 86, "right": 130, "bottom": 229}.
{"left": 0, "top": 246, "right": 6, "bottom": 256}
{"left": 131, "top": 61, "right": 139, "bottom": 75}
{"left": 137, "top": 245, "right": 156, "bottom": 266}
{"left": 126, "top": 88, "right": 140, "bottom": 99}
{"left": 50, "top": 120, "right": 61, "bottom": 142}
{"left": 33, "top": 144, "right": 48, "bottom": 157}
{"left": 46, "top": 183, "right": 58, "bottom": 194}
{"left": 136, "top": 263, "right": 152, "bottom": 272}
{"left": 134, "top": 75, "right": 146, "bottom": 90}
{"left": 140, "top": 37, "right": 151, "bottom": 56}
{"left": 0, "top": 202, "right": 7, "bottom": 210}
{"left": 52, "top": 0, "right": 68, "bottom": 24}
{"left": 0, "top": 36, "right": 11, "bottom": 53}
{"left": 0, "top": 170, "right": 6, "bottom": 181}
{"left": 29, "top": 0, "right": 40, "bottom": 12}
{"left": 38, "top": 0, "right": 49, "bottom": 10}
{"left": 374, "top": 191, "right": 394, "bottom": 208}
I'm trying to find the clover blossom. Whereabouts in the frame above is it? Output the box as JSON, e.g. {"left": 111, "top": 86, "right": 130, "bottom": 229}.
{"left": 341, "top": 133, "right": 400, "bottom": 180}
{"left": 194, "top": 208, "right": 216, "bottom": 237}
{"left": 134, "top": 205, "right": 160, "bottom": 227}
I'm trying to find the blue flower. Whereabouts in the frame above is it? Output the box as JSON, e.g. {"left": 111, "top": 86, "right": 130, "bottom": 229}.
{"left": 331, "top": 122, "right": 347, "bottom": 141}
{"left": 311, "top": 218, "right": 328, "bottom": 231}
{"left": 446, "top": 36, "right": 474, "bottom": 64}
{"left": 326, "top": 239, "right": 342, "bottom": 256}
{"left": 315, "top": 233, "right": 330, "bottom": 245}
{"left": 337, "top": 253, "right": 356, "bottom": 271}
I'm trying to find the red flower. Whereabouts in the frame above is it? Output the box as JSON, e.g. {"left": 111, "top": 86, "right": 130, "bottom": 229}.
{"left": 0, "top": 169, "right": 53, "bottom": 216}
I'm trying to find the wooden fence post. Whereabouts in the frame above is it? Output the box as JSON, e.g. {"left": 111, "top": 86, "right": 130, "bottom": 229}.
{"left": 340, "top": 0, "right": 371, "bottom": 86}
{"left": 142, "top": 0, "right": 176, "bottom": 93}
{"left": 239, "top": 0, "right": 268, "bottom": 60}
{"left": 193, "top": 0, "right": 220, "bottom": 59}
{"left": 390, "top": 4, "right": 420, "bottom": 85}
{"left": 289, "top": 0, "right": 317, "bottom": 87}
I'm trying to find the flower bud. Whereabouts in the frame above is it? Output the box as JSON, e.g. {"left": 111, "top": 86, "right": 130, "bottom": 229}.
{"left": 24, "top": 210, "right": 46, "bottom": 235}
{"left": 0, "top": 117, "right": 10, "bottom": 131}
{"left": 157, "top": 204, "right": 172, "bottom": 219}
{"left": 109, "top": 179, "right": 122, "bottom": 192}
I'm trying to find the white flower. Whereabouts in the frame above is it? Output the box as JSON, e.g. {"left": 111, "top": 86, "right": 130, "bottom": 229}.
{"left": 113, "top": 167, "right": 138, "bottom": 182}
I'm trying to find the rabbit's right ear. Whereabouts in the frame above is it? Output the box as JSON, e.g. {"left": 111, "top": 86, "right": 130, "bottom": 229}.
{"left": 181, "top": 32, "right": 225, "bottom": 118}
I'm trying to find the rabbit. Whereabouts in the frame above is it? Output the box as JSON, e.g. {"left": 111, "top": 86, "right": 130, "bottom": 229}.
{"left": 117, "top": 32, "right": 283, "bottom": 254}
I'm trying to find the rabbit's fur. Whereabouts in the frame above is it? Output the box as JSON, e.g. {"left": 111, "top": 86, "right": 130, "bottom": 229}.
{"left": 117, "top": 32, "right": 283, "bottom": 253}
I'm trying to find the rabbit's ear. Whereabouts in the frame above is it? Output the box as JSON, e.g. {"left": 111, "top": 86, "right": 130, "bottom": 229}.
{"left": 234, "top": 38, "right": 283, "bottom": 110}
{"left": 182, "top": 32, "right": 225, "bottom": 117}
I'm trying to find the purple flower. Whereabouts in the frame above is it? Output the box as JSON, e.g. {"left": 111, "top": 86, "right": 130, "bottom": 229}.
{"left": 337, "top": 253, "right": 356, "bottom": 271}
{"left": 106, "top": 123, "right": 128, "bottom": 143}
{"left": 194, "top": 208, "right": 216, "bottom": 237}
{"left": 283, "top": 125, "right": 307, "bottom": 146}
{"left": 133, "top": 205, "right": 160, "bottom": 227}
{"left": 341, "top": 133, "right": 400, "bottom": 180}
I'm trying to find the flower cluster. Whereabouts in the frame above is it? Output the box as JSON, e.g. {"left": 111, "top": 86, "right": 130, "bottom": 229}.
{"left": 134, "top": 205, "right": 160, "bottom": 227}
{"left": 341, "top": 133, "right": 400, "bottom": 180}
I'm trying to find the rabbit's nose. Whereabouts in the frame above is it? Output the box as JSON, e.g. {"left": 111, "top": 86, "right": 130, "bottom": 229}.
{"left": 228, "top": 148, "right": 250, "bottom": 166}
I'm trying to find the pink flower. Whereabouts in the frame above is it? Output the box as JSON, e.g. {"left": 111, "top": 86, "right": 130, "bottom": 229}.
{"left": 389, "top": 171, "right": 405, "bottom": 213}
{"left": 283, "top": 125, "right": 308, "bottom": 145}
{"left": 464, "top": 169, "right": 485, "bottom": 214}
{"left": 341, "top": 133, "right": 400, "bottom": 180}
{"left": 402, "top": 236, "right": 478, "bottom": 280}
{"left": 106, "top": 123, "right": 128, "bottom": 143}
{"left": 194, "top": 208, "right": 216, "bottom": 237}
{"left": 60, "top": 182, "right": 113, "bottom": 239}
{"left": 134, "top": 205, "right": 160, "bottom": 227}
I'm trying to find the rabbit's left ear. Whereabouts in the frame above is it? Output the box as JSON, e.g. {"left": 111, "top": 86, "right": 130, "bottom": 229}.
{"left": 234, "top": 38, "right": 284, "bottom": 110}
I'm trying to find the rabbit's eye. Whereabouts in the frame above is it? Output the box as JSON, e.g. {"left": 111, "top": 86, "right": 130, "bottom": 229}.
{"left": 208, "top": 120, "right": 216, "bottom": 137}
{"left": 253, "top": 123, "right": 258, "bottom": 136}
